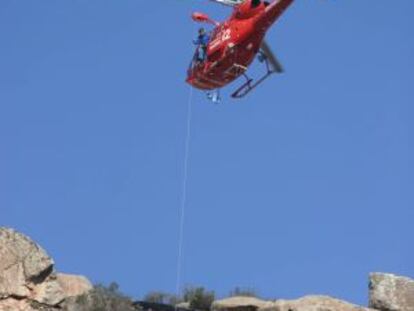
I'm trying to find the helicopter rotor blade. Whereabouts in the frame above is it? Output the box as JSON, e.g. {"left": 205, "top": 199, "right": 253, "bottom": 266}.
{"left": 260, "top": 40, "right": 284, "bottom": 73}
{"left": 208, "top": 0, "right": 245, "bottom": 7}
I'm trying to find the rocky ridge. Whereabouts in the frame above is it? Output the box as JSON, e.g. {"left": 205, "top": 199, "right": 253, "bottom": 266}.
{"left": 369, "top": 273, "right": 414, "bottom": 311}
{"left": 0, "top": 228, "right": 92, "bottom": 311}
{"left": 1, "top": 227, "right": 412, "bottom": 311}
{"left": 212, "top": 283, "right": 413, "bottom": 311}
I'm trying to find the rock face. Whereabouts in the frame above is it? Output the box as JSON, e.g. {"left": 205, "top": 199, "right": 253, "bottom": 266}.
{"left": 213, "top": 297, "right": 268, "bottom": 311}
{"left": 2, "top": 227, "right": 413, "bottom": 311}
{"left": 0, "top": 227, "right": 92, "bottom": 310}
{"left": 56, "top": 273, "right": 93, "bottom": 298}
{"left": 369, "top": 273, "right": 414, "bottom": 311}
{"left": 212, "top": 275, "right": 414, "bottom": 311}
{"left": 213, "top": 296, "right": 375, "bottom": 311}
{"left": 261, "top": 296, "right": 373, "bottom": 311}
{"left": 0, "top": 228, "right": 54, "bottom": 299}
{"left": 0, "top": 297, "right": 38, "bottom": 311}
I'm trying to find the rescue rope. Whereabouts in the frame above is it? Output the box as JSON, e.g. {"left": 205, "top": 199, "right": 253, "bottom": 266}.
{"left": 175, "top": 85, "right": 194, "bottom": 302}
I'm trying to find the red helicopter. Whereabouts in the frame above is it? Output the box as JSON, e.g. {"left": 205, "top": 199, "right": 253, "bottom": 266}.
{"left": 186, "top": 0, "right": 294, "bottom": 101}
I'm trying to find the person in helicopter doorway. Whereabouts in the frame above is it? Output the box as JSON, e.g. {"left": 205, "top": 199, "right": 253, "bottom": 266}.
{"left": 193, "top": 27, "right": 210, "bottom": 63}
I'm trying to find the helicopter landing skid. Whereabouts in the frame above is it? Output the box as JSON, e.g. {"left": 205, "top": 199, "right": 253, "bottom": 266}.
{"left": 231, "top": 53, "right": 276, "bottom": 99}
{"left": 231, "top": 72, "right": 273, "bottom": 99}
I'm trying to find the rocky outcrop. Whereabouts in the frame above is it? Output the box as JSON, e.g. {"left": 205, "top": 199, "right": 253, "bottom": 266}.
{"left": 0, "top": 227, "right": 92, "bottom": 310}
{"left": 212, "top": 296, "right": 375, "bottom": 311}
{"left": 56, "top": 273, "right": 93, "bottom": 298}
{"left": 2, "top": 227, "right": 413, "bottom": 311}
{"left": 212, "top": 275, "right": 414, "bottom": 311}
{"left": 0, "top": 228, "right": 53, "bottom": 299}
{"left": 213, "top": 297, "right": 268, "bottom": 311}
{"left": 261, "top": 296, "right": 373, "bottom": 311}
{"left": 213, "top": 296, "right": 376, "bottom": 311}
{"left": 0, "top": 297, "right": 39, "bottom": 311}
{"left": 369, "top": 273, "right": 414, "bottom": 311}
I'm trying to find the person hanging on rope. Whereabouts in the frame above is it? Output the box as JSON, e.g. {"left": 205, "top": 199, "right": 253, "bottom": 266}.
{"left": 193, "top": 28, "right": 210, "bottom": 63}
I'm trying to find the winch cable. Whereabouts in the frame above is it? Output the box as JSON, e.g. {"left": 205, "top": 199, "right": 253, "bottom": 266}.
{"left": 175, "top": 85, "right": 194, "bottom": 303}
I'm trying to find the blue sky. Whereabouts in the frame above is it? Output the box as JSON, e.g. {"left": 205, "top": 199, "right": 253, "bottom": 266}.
{"left": 1, "top": 0, "right": 413, "bottom": 306}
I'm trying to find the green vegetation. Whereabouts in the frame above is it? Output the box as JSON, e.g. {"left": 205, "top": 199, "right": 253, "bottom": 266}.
{"left": 67, "top": 283, "right": 258, "bottom": 311}
{"left": 143, "top": 286, "right": 215, "bottom": 310}
{"left": 66, "top": 282, "right": 136, "bottom": 311}
{"left": 183, "top": 286, "right": 215, "bottom": 311}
